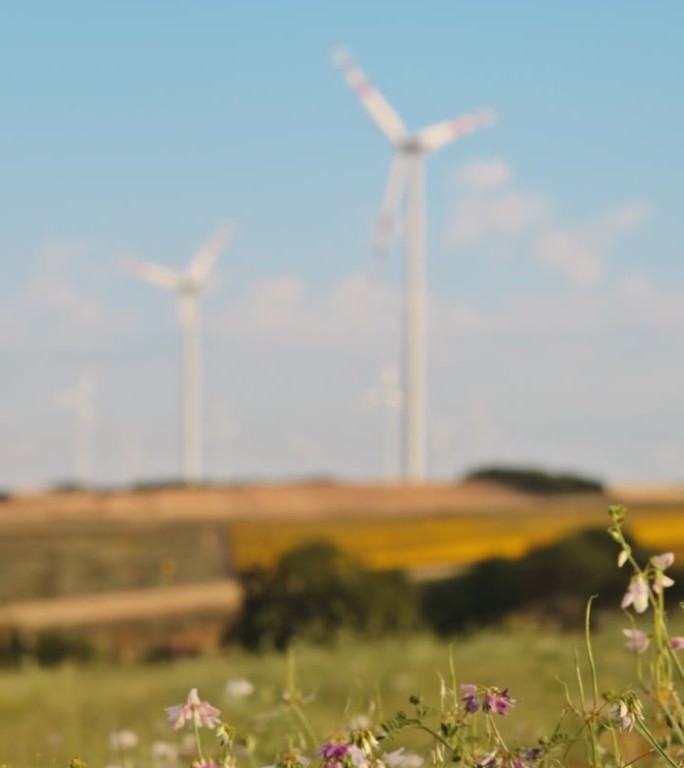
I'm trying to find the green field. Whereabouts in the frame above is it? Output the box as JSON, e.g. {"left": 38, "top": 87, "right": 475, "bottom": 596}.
{"left": 0, "top": 612, "right": 677, "bottom": 768}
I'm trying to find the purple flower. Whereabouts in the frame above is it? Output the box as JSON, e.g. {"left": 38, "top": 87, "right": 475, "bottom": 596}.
{"left": 483, "top": 688, "right": 515, "bottom": 715}
{"left": 621, "top": 574, "right": 649, "bottom": 613}
{"left": 461, "top": 684, "right": 480, "bottom": 713}
{"left": 623, "top": 628, "right": 649, "bottom": 654}
{"left": 671, "top": 636, "right": 684, "bottom": 651}
{"left": 165, "top": 688, "right": 222, "bottom": 731}
{"left": 317, "top": 742, "right": 367, "bottom": 768}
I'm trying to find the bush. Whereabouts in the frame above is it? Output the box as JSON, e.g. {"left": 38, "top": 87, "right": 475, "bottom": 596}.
{"left": 235, "top": 542, "right": 421, "bottom": 651}
{"left": 421, "top": 527, "right": 654, "bottom": 634}
{"left": 463, "top": 465, "right": 604, "bottom": 494}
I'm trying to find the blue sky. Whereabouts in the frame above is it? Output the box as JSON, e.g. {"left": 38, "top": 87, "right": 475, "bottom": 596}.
{"left": 2, "top": 1, "right": 683, "bottom": 488}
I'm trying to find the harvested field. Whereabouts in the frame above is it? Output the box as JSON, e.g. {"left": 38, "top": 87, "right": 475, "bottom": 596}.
{"left": 1, "top": 481, "right": 683, "bottom": 610}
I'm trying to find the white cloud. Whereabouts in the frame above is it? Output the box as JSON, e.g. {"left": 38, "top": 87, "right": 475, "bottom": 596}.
{"left": 212, "top": 274, "right": 401, "bottom": 350}
{"left": 535, "top": 202, "right": 650, "bottom": 285}
{"left": 455, "top": 159, "right": 512, "bottom": 190}
{"left": 448, "top": 158, "right": 650, "bottom": 286}
{"left": 26, "top": 241, "right": 104, "bottom": 323}
{"left": 450, "top": 191, "right": 550, "bottom": 245}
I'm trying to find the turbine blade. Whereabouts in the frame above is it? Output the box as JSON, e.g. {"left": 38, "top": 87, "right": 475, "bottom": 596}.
{"left": 416, "top": 108, "right": 497, "bottom": 153}
{"left": 185, "top": 222, "right": 234, "bottom": 287}
{"left": 373, "top": 155, "right": 408, "bottom": 263}
{"left": 331, "top": 46, "right": 408, "bottom": 145}
{"left": 120, "top": 258, "right": 182, "bottom": 291}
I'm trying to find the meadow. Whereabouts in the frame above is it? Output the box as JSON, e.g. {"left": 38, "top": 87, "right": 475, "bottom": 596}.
{"left": 0, "top": 611, "right": 678, "bottom": 768}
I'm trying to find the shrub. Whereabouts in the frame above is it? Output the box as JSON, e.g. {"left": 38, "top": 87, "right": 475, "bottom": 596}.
{"left": 463, "top": 464, "right": 604, "bottom": 494}
{"left": 234, "top": 541, "right": 421, "bottom": 650}
{"left": 421, "top": 526, "right": 654, "bottom": 634}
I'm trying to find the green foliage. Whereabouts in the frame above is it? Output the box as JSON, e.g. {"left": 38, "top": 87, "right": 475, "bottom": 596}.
{"left": 421, "top": 527, "right": 654, "bottom": 634}
{"left": 235, "top": 542, "right": 421, "bottom": 650}
{"left": 0, "top": 629, "right": 95, "bottom": 667}
{"left": 464, "top": 464, "right": 604, "bottom": 494}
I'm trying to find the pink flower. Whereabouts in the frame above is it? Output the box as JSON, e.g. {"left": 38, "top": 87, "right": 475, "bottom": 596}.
{"left": 621, "top": 574, "right": 649, "bottom": 613}
{"left": 651, "top": 552, "right": 675, "bottom": 570}
{"left": 671, "top": 636, "right": 684, "bottom": 651}
{"left": 623, "top": 628, "right": 649, "bottom": 654}
{"left": 653, "top": 571, "right": 675, "bottom": 595}
{"left": 483, "top": 688, "right": 516, "bottom": 716}
{"left": 461, "top": 684, "right": 480, "bottom": 713}
{"left": 165, "top": 688, "right": 221, "bottom": 731}
{"left": 317, "top": 742, "right": 367, "bottom": 768}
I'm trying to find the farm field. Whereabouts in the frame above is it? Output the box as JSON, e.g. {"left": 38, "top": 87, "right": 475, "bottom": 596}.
{"left": 2, "top": 483, "right": 684, "bottom": 603}
{"left": 0, "top": 613, "right": 679, "bottom": 768}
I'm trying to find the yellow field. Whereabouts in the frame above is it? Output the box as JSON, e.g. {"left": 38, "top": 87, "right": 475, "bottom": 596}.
{"left": 227, "top": 502, "right": 684, "bottom": 574}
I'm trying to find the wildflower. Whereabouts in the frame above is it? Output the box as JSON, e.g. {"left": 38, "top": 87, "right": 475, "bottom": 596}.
{"left": 166, "top": 688, "right": 222, "bottom": 731}
{"left": 617, "top": 550, "right": 629, "bottom": 568}
{"left": 623, "top": 628, "right": 649, "bottom": 653}
{"left": 216, "top": 724, "right": 235, "bottom": 748}
{"left": 349, "top": 728, "right": 379, "bottom": 756}
{"left": 475, "top": 751, "right": 500, "bottom": 768}
{"left": 109, "top": 730, "right": 139, "bottom": 751}
{"left": 671, "top": 636, "right": 684, "bottom": 651}
{"left": 316, "top": 741, "right": 367, "bottom": 768}
{"left": 621, "top": 574, "right": 649, "bottom": 613}
{"left": 225, "top": 678, "right": 255, "bottom": 699}
{"left": 483, "top": 687, "right": 516, "bottom": 715}
{"left": 611, "top": 692, "right": 644, "bottom": 732}
{"left": 461, "top": 684, "right": 480, "bottom": 713}
{"left": 512, "top": 748, "right": 543, "bottom": 768}
{"left": 378, "top": 749, "right": 423, "bottom": 768}
{"left": 651, "top": 552, "right": 675, "bottom": 570}
{"left": 653, "top": 570, "right": 675, "bottom": 595}
{"left": 265, "top": 752, "right": 311, "bottom": 768}
{"left": 151, "top": 740, "right": 178, "bottom": 765}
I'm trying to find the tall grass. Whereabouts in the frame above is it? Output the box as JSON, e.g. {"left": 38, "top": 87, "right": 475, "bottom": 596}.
{"left": 2, "top": 613, "right": 682, "bottom": 767}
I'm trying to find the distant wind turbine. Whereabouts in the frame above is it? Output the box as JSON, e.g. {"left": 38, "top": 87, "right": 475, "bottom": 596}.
{"left": 332, "top": 47, "right": 496, "bottom": 481}
{"left": 57, "top": 371, "right": 96, "bottom": 487}
{"left": 121, "top": 223, "right": 234, "bottom": 484}
{"left": 363, "top": 364, "right": 403, "bottom": 480}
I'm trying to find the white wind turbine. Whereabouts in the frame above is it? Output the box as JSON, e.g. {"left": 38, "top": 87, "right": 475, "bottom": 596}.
{"left": 57, "top": 371, "right": 96, "bottom": 488}
{"left": 363, "top": 364, "right": 403, "bottom": 480}
{"left": 332, "top": 47, "right": 495, "bottom": 481}
{"left": 121, "top": 223, "right": 234, "bottom": 484}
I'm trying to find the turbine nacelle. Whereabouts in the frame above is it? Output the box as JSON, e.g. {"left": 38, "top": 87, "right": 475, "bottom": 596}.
{"left": 332, "top": 46, "right": 496, "bottom": 259}
{"left": 120, "top": 222, "right": 234, "bottom": 298}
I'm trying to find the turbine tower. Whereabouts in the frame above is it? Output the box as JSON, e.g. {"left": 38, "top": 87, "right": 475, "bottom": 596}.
{"left": 121, "top": 223, "right": 233, "bottom": 484}
{"left": 332, "top": 47, "right": 495, "bottom": 481}
{"left": 363, "top": 364, "right": 403, "bottom": 480}
{"left": 57, "top": 371, "right": 96, "bottom": 488}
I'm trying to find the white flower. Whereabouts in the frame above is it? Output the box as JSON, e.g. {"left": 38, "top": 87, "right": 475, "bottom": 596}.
{"left": 109, "top": 730, "right": 139, "bottom": 751}
{"left": 225, "top": 678, "right": 255, "bottom": 699}
{"left": 152, "top": 740, "right": 179, "bottom": 765}
{"left": 651, "top": 552, "right": 675, "bottom": 570}
{"left": 621, "top": 574, "right": 649, "bottom": 613}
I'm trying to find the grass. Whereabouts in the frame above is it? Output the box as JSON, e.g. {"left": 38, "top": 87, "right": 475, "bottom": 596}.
{"left": 1, "top": 611, "right": 680, "bottom": 768}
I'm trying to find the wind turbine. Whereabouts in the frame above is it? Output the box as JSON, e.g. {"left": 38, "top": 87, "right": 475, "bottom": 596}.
{"left": 121, "top": 223, "right": 234, "bottom": 484}
{"left": 57, "top": 371, "right": 96, "bottom": 488}
{"left": 363, "top": 364, "right": 403, "bottom": 480}
{"left": 332, "top": 47, "right": 495, "bottom": 481}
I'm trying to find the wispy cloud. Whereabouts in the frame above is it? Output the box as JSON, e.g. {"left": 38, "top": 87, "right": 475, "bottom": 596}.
{"left": 535, "top": 202, "right": 650, "bottom": 285}
{"left": 212, "top": 274, "right": 401, "bottom": 350}
{"left": 25, "top": 242, "right": 104, "bottom": 323}
{"left": 449, "top": 159, "right": 549, "bottom": 245}
{"left": 448, "top": 158, "right": 650, "bottom": 285}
